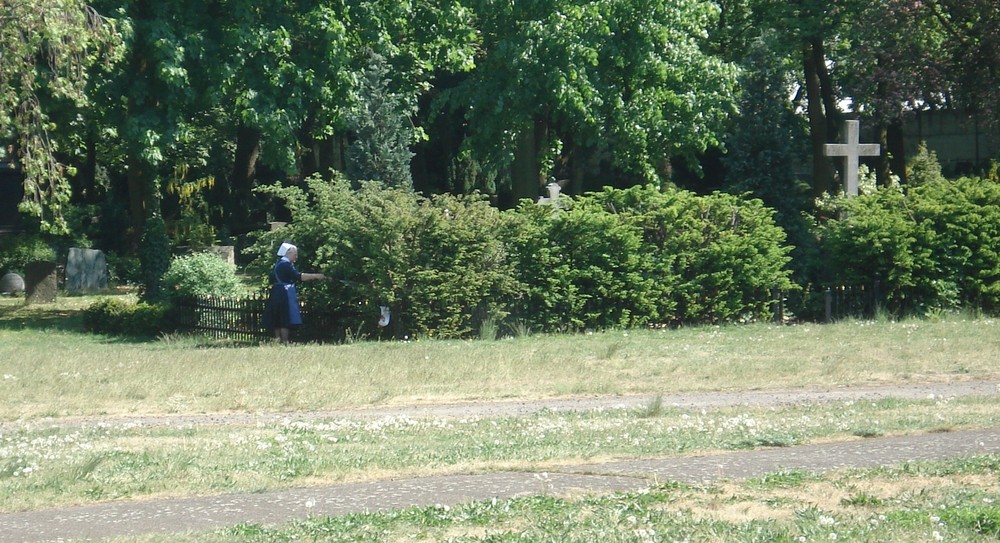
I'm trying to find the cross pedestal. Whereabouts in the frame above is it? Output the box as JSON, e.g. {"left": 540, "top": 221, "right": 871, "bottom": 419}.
{"left": 823, "top": 120, "right": 881, "bottom": 197}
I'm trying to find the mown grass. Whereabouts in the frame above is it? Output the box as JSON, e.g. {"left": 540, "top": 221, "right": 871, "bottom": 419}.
{"left": 1, "top": 295, "right": 998, "bottom": 420}
{"left": 83, "top": 455, "right": 1000, "bottom": 542}
{"left": 2, "top": 295, "right": 999, "bottom": 541}
{"left": 1, "top": 394, "right": 998, "bottom": 513}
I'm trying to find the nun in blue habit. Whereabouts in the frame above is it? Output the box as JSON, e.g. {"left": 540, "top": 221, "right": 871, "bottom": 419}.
{"left": 262, "top": 242, "right": 327, "bottom": 343}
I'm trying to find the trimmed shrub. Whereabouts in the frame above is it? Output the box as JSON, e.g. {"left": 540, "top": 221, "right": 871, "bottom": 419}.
{"left": 503, "top": 199, "right": 655, "bottom": 331}
{"left": 83, "top": 297, "right": 171, "bottom": 337}
{"left": 578, "top": 186, "right": 795, "bottom": 325}
{"left": 162, "top": 252, "right": 243, "bottom": 299}
{"left": 252, "top": 176, "right": 519, "bottom": 339}
{"left": 815, "top": 173, "right": 1000, "bottom": 315}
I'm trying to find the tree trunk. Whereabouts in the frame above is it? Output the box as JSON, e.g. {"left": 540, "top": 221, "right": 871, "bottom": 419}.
{"left": 887, "top": 118, "right": 907, "bottom": 184}
{"left": 506, "top": 116, "right": 548, "bottom": 207}
{"left": 876, "top": 122, "right": 890, "bottom": 187}
{"left": 803, "top": 41, "right": 834, "bottom": 197}
{"left": 227, "top": 123, "right": 261, "bottom": 232}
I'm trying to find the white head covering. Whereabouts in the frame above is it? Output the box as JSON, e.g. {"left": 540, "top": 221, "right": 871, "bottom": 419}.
{"left": 277, "top": 242, "right": 297, "bottom": 257}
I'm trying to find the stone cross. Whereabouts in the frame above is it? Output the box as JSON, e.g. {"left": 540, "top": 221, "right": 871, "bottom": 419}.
{"left": 823, "top": 120, "right": 880, "bottom": 197}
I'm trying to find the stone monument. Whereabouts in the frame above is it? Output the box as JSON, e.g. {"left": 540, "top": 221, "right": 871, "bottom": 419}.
{"left": 824, "top": 119, "right": 881, "bottom": 197}
{"left": 207, "top": 245, "right": 236, "bottom": 266}
{"left": 24, "top": 261, "right": 58, "bottom": 304}
{"left": 537, "top": 182, "right": 563, "bottom": 206}
{"left": 65, "top": 248, "right": 108, "bottom": 293}
{"left": 0, "top": 272, "right": 25, "bottom": 295}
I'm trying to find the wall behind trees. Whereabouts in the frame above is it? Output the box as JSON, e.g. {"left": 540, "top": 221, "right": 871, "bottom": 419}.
{"left": 902, "top": 110, "right": 1000, "bottom": 176}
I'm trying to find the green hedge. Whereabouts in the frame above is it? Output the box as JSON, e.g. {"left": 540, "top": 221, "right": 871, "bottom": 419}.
{"left": 252, "top": 177, "right": 519, "bottom": 339}
{"left": 249, "top": 177, "right": 796, "bottom": 338}
{"left": 82, "top": 297, "right": 173, "bottom": 337}
{"left": 817, "top": 173, "right": 1000, "bottom": 315}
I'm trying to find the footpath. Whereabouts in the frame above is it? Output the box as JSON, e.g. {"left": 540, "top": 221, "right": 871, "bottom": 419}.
{"left": 1, "top": 380, "right": 998, "bottom": 543}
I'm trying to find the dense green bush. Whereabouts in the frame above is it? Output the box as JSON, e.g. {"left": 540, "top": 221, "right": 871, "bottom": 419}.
{"left": 815, "top": 172, "right": 1000, "bottom": 315}
{"left": 162, "top": 252, "right": 243, "bottom": 299}
{"left": 0, "top": 234, "right": 56, "bottom": 275}
{"left": 817, "top": 185, "right": 940, "bottom": 314}
{"left": 249, "top": 179, "right": 797, "bottom": 337}
{"left": 579, "top": 186, "right": 795, "bottom": 324}
{"left": 253, "top": 176, "right": 519, "bottom": 339}
{"left": 910, "top": 174, "right": 1000, "bottom": 313}
{"left": 503, "top": 199, "right": 655, "bottom": 331}
{"left": 83, "top": 297, "right": 172, "bottom": 337}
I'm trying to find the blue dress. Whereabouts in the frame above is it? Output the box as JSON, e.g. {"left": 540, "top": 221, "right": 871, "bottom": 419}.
{"left": 263, "top": 257, "right": 303, "bottom": 328}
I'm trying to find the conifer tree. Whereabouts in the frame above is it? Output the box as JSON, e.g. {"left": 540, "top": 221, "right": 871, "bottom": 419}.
{"left": 346, "top": 53, "right": 416, "bottom": 189}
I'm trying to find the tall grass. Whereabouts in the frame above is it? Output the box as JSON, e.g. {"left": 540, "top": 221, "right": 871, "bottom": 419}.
{"left": 1, "top": 297, "right": 998, "bottom": 420}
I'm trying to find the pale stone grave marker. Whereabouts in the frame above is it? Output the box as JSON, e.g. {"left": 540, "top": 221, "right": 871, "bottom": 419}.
{"left": 66, "top": 248, "right": 108, "bottom": 293}
{"left": 207, "top": 245, "right": 236, "bottom": 266}
{"left": 1, "top": 272, "right": 25, "bottom": 295}
{"left": 824, "top": 119, "right": 881, "bottom": 197}
{"left": 537, "top": 182, "right": 563, "bottom": 206}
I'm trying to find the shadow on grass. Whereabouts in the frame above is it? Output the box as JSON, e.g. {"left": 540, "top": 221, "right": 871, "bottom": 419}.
{"left": 0, "top": 299, "right": 86, "bottom": 333}
{"left": 0, "top": 294, "right": 156, "bottom": 345}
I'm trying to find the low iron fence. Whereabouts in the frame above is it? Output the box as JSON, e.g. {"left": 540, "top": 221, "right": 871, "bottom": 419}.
{"left": 772, "top": 280, "right": 883, "bottom": 324}
{"left": 173, "top": 293, "right": 349, "bottom": 343}
{"left": 176, "top": 280, "right": 884, "bottom": 342}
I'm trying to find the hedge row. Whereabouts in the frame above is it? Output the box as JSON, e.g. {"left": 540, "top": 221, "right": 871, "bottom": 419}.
{"left": 248, "top": 177, "right": 796, "bottom": 339}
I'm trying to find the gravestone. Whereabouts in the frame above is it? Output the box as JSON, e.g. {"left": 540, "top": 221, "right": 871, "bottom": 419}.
{"left": 24, "top": 261, "right": 58, "bottom": 304}
{"left": 537, "top": 182, "right": 563, "bottom": 206}
{"left": 0, "top": 272, "right": 25, "bottom": 295}
{"left": 824, "top": 120, "right": 881, "bottom": 197}
{"left": 207, "top": 245, "right": 236, "bottom": 266}
{"left": 65, "top": 248, "right": 108, "bottom": 293}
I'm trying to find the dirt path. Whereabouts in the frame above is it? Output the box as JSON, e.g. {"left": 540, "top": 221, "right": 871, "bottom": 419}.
{"left": 8, "top": 379, "right": 999, "bottom": 430}
{"left": 1, "top": 380, "right": 998, "bottom": 542}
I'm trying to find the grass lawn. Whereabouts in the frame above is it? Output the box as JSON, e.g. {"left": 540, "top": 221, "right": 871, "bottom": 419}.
{"left": 1, "top": 294, "right": 998, "bottom": 541}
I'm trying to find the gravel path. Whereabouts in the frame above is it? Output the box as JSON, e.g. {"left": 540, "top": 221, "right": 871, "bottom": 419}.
{"left": 1, "top": 379, "right": 998, "bottom": 542}
{"left": 9, "top": 379, "right": 999, "bottom": 431}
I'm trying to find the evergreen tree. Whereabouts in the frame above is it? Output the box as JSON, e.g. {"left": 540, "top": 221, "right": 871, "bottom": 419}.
{"left": 346, "top": 53, "right": 417, "bottom": 189}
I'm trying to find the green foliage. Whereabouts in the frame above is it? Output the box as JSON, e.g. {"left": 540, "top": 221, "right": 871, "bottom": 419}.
{"left": 346, "top": 52, "right": 417, "bottom": 189}
{"left": 161, "top": 252, "right": 242, "bottom": 299}
{"left": 908, "top": 176, "right": 1000, "bottom": 313}
{"left": 164, "top": 176, "right": 218, "bottom": 249}
{"left": 104, "top": 252, "right": 142, "bottom": 286}
{"left": 82, "top": 297, "right": 170, "bottom": 337}
{"left": 503, "top": 199, "right": 655, "bottom": 331}
{"left": 138, "top": 216, "right": 171, "bottom": 303}
{"left": 578, "top": 186, "right": 795, "bottom": 325}
{"left": 253, "top": 176, "right": 518, "bottom": 339}
{"left": 452, "top": 0, "right": 738, "bottom": 190}
{"left": 0, "top": 1, "right": 121, "bottom": 234}
{"left": 0, "top": 234, "right": 56, "bottom": 275}
{"left": 815, "top": 173, "right": 1000, "bottom": 315}
{"left": 250, "top": 179, "right": 796, "bottom": 337}
{"left": 907, "top": 142, "right": 947, "bottom": 186}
